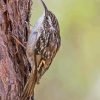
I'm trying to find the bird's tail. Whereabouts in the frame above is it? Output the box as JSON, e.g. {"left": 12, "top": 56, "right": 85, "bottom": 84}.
{"left": 21, "top": 69, "right": 37, "bottom": 100}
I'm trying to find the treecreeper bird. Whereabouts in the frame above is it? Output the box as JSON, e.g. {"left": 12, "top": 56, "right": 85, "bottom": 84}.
{"left": 21, "top": 0, "right": 61, "bottom": 99}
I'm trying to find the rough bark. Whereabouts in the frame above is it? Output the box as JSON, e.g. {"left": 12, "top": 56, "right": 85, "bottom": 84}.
{"left": 0, "top": 0, "right": 32, "bottom": 99}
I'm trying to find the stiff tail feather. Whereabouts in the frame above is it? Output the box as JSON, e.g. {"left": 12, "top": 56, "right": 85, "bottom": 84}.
{"left": 21, "top": 70, "right": 37, "bottom": 100}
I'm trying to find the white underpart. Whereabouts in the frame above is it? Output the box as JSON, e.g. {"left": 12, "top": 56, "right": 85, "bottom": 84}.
{"left": 48, "top": 16, "right": 55, "bottom": 31}
{"left": 26, "top": 12, "right": 45, "bottom": 70}
{"left": 27, "top": 12, "right": 45, "bottom": 51}
{"left": 32, "top": 12, "right": 45, "bottom": 39}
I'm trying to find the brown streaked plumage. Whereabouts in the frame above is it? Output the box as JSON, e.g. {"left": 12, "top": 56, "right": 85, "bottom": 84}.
{"left": 21, "top": 0, "right": 61, "bottom": 99}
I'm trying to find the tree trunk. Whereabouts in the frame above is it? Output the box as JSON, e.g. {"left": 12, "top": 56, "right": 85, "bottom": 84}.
{"left": 0, "top": 0, "right": 32, "bottom": 99}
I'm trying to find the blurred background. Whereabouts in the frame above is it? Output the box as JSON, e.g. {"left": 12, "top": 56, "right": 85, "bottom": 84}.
{"left": 31, "top": 0, "right": 100, "bottom": 100}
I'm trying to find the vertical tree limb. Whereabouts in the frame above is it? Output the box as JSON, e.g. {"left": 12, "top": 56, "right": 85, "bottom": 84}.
{"left": 0, "top": 0, "right": 33, "bottom": 99}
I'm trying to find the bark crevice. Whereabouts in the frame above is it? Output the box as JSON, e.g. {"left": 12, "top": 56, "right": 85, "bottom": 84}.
{"left": 0, "top": 0, "right": 32, "bottom": 99}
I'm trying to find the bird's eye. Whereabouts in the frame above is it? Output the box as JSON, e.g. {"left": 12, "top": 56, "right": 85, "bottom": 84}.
{"left": 45, "top": 16, "right": 48, "bottom": 20}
